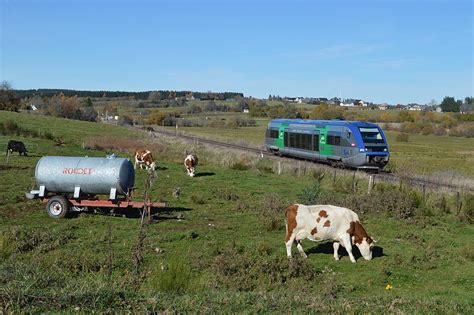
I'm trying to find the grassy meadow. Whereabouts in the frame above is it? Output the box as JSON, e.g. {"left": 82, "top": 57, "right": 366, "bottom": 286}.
{"left": 1, "top": 111, "right": 473, "bottom": 312}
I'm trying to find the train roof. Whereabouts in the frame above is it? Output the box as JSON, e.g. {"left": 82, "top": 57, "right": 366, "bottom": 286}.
{"left": 269, "top": 119, "right": 380, "bottom": 128}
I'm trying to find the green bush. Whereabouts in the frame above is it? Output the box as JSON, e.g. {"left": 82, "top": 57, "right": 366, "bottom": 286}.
{"left": 259, "top": 193, "right": 287, "bottom": 231}
{"left": 297, "top": 182, "right": 323, "bottom": 204}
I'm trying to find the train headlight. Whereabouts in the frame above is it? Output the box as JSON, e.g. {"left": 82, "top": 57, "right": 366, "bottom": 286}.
{"left": 384, "top": 148, "right": 387, "bottom": 151}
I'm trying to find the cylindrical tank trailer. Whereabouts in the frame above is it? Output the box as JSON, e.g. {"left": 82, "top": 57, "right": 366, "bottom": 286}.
{"left": 25, "top": 156, "right": 166, "bottom": 220}
{"left": 34, "top": 156, "right": 135, "bottom": 197}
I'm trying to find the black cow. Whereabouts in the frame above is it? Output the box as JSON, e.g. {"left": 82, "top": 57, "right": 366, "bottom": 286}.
{"left": 7, "top": 140, "right": 28, "bottom": 156}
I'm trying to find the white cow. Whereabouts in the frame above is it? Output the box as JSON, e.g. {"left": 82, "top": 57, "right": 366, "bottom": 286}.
{"left": 134, "top": 149, "right": 156, "bottom": 171}
{"left": 285, "top": 204, "right": 375, "bottom": 262}
{"left": 184, "top": 154, "right": 198, "bottom": 177}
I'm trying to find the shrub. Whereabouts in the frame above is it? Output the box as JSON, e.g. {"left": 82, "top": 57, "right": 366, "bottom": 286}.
{"left": 297, "top": 182, "right": 323, "bottom": 204}
{"left": 259, "top": 193, "right": 287, "bottom": 231}
{"left": 433, "top": 126, "right": 447, "bottom": 136}
{"left": 421, "top": 125, "right": 434, "bottom": 135}
{"left": 333, "top": 183, "right": 420, "bottom": 219}
{"left": 448, "top": 127, "right": 463, "bottom": 137}
{"left": 396, "top": 133, "right": 409, "bottom": 142}
{"left": 459, "top": 124, "right": 474, "bottom": 137}
{"left": 400, "top": 122, "right": 420, "bottom": 133}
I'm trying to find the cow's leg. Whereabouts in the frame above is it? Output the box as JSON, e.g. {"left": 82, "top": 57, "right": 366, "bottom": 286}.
{"left": 285, "top": 232, "right": 296, "bottom": 258}
{"left": 296, "top": 240, "right": 307, "bottom": 258}
{"left": 341, "top": 235, "right": 356, "bottom": 263}
{"left": 333, "top": 242, "right": 340, "bottom": 261}
{"left": 134, "top": 159, "right": 137, "bottom": 169}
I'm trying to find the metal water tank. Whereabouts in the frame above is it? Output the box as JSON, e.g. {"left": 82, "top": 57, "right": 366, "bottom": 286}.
{"left": 35, "top": 156, "right": 135, "bottom": 196}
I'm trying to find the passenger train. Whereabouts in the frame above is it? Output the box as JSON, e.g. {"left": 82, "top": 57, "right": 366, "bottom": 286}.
{"left": 265, "top": 119, "right": 390, "bottom": 170}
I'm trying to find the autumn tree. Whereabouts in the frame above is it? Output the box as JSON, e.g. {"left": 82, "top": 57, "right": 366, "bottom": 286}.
{"left": 0, "top": 81, "right": 21, "bottom": 111}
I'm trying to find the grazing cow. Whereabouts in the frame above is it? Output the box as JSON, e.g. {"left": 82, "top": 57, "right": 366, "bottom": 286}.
{"left": 184, "top": 154, "right": 198, "bottom": 177}
{"left": 6, "top": 140, "right": 28, "bottom": 156}
{"left": 285, "top": 204, "right": 375, "bottom": 262}
{"left": 134, "top": 149, "right": 156, "bottom": 171}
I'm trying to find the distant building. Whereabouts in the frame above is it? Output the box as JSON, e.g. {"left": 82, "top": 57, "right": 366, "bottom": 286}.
{"left": 408, "top": 104, "right": 422, "bottom": 111}
{"left": 378, "top": 104, "right": 389, "bottom": 110}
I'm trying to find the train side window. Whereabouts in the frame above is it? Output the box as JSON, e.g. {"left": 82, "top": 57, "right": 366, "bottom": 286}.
{"left": 284, "top": 132, "right": 289, "bottom": 146}
{"left": 302, "top": 134, "right": 312, "bottom": 150}
{"left": 313, "top": 135, "right": 319, "bottom": 151}
{"left": 289, "top": 133, "right": 297, "bottom": 147}
{"left": 327, "top": 135, "right": 341, "bottom": 146}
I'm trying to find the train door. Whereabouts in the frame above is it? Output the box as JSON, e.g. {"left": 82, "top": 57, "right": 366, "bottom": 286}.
{"left": 318, "top": 128, "right": 330, "bottom": 160}
{"left": 312, "top": 131, "right": 320, "bottom": 161}
{"left": 277, "top": 124, "right": 289, "bottom": 150}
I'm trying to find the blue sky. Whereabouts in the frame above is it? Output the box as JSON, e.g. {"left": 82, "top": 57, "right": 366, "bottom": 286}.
{"left": 1, "top": 0, "right": 472, "bottom": 104}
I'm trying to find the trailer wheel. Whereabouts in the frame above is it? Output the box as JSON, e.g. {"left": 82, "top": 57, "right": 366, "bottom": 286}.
{"left": 46, "top": 196, "right": 70, "bottom": 219}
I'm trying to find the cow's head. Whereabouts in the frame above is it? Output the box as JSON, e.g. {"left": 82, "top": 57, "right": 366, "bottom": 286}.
{"left": 348, "top": 221, "right": 375, "bottom": 261}
{"left": 354, "top": 236, "right": 375, "bottom": 261}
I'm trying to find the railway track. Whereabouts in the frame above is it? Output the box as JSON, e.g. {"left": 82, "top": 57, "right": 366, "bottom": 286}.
{"left": 150, "top": 127, "right": 474, "bottom": 193}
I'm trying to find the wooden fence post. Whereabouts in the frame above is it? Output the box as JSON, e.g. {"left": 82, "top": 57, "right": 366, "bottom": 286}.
{"left": 278, "top": 161, "right": 281, "bottom": 175}
{"left": 456, "top": 192, "right": 461, "bottom": 214}
{"left": 352, "top": 171, "right": 356, "bottom": 191}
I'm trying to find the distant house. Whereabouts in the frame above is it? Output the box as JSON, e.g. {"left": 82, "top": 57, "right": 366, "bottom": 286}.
{"left": 355, "top": 100, "right": 367, "bottom": 107}
{"left": 435, "top": 106, "right": 442, "bottom": 113}
{"left": 408, "top": 104, "right": 422, "bottom": 111}
{"left": 378, "top": 104, "right": 389, "bottom": 110}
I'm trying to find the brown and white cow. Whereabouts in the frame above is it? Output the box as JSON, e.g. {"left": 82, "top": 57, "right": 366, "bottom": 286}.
{"left": 285, "top": 204, "right": 375, "bottom": 262}
{"left": 134, "top": 149, "right": 156, "bottom": 171}
{"left": 184, "top": 154, "right": 198, "bottom": 177}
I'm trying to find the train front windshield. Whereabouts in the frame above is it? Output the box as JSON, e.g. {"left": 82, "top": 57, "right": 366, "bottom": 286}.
{"left": 359, "top": 127, "right": 385, "bottom": 144}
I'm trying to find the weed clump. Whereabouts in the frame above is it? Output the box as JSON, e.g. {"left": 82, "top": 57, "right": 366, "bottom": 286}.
{"left": 147, "top": 257, "right": 193, "bottom": 293}
{"left": 190, "top": 192, "right": 206, "bottom": 205}
{"left": 259, "top": 193, "right": 287, "bottom": 231}
{"left": 213, "top": 243, "right": 317, "bottom": 291}
{"left": 458, "top": 194, "right": 474, "bottom": 223}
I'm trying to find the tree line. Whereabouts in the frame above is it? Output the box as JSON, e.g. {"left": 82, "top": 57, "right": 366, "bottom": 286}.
{"left": 12, "top": 88, "right": 243, "bottom": 101}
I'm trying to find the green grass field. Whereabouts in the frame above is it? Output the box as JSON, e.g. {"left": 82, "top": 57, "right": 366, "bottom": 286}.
{"left": 1, "top": 111, "right": 473, "bottom": 312}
